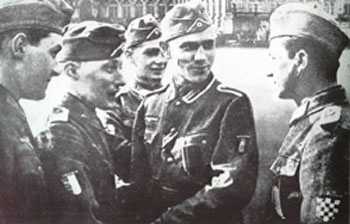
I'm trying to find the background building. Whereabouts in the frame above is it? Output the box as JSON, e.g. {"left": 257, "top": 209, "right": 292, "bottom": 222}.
{"left": 67, "top": 0, "right": 350, "bottom": 45}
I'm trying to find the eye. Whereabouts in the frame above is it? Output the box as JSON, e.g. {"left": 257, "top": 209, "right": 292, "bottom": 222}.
{"left": 143, "top": 48, "right": 161, "bottom": 57}
{"left": 49, "top": 44, "right": 62, "bottom": 58}
{"left": 180, "top": 42, "right": 200, "bottom": 51}
{"left": 201, "top": 40, "right": 214, "bottom": 50}
{"left": 103, "top": 61, "right": 120, "bottom": 74}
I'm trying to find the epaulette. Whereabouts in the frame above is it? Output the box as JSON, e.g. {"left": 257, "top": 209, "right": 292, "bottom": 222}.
{"left": 320, "top": 106, "right": 341, "bottom": 131}
{"left": 48, "top": 107, "right": 69, "bottom": 123}
{"left": 216, "top": 84, "right": 244, "bottom": 97}
{"left": 144, "top": 84, "right": 169, "bottom": 97}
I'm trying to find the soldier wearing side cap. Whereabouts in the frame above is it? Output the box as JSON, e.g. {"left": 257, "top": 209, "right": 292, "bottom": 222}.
{"left": 0, "top": 0, "right": 72, "bottom": 223}
{"left": 37, "top": 21, "right": 126, "bottom": 224}
{"left": 104, "top": 14, "right": 168, "bottom": 182}
{"left": 267, "top": 3, "right": 350, "bottom": 224}
{"left": 127, "top": 2, "right": 259, "bottom": 224}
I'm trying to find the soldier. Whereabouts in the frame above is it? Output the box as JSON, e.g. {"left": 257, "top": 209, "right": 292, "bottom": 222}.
{"left": 37, "top": 21, "right": 126, "bottom": 224}
{"left": 268, "top": 3, "right": 350, "bottom": 224}
{"left": 105, "top": 14, "right": 168, "bottom": 181}
{"left": 0, "top": 0, "right": 72, "bottom": 223}
{"left": 127, "top": 1, "right": 259, "bottom": 224}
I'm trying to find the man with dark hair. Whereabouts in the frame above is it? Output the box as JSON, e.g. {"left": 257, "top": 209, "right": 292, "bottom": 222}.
{"left": 0, "top": 0, "right": 72, "bottom": 223}
{"left": 128, "top": 1, "right": 259, "bottom": 224}
{"left": 268, "top": 3, "right": 349, "bottom": 224}
{"left": 105, "top": 14, "right": 168, "bottom": 182}
{"left": 37, "top": 21, "right": 126, "bottom": 224}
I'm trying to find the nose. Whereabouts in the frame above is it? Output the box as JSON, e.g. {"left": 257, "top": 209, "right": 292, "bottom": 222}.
{"left": 155, "top": 52, "right": 168, "bottom": 65}
{"left": 194, "top": 46, "right": 207, "bottom": 62}
{"left": 51, "top": 62, "right": 62, "bottom": 77}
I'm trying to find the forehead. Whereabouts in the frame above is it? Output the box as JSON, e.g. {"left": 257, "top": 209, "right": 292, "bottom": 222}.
{"left": 169, "top": 26, "right": 217, "bottom": 46}
{"left": 81, "top": 58, "right": 117, "bottom": 67}
{"left": 135, "top": 39, "right": 162, "bottom": 51}
{"left": 269, "top": 37, "right": 290, "bottom": 55}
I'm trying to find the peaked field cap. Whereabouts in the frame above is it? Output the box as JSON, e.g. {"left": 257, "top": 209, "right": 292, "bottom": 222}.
{"left": 160, "top": 0, "right": 213, "bottom": 42}
{"left": 269, "top": 2, "right": 349, "bottom": 58}
{"left": 125, "top": 14, "right": 162, "bottom": 49}
{"left": 0, "top": 0, "right": 73, "bottom": 34}
{"left": 56, "top": 21, "right": 125, "bottom": 62}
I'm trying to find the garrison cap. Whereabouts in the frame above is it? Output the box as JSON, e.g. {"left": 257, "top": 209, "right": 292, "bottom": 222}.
{"left": 56, "top": 21, "right": 125, "bottom": 62}
{"left": 270, "top": 2, "right": 349, "bottom": 58}
{"left": 0, "top": 0, "right": 73, "bottom": 34}
{"left": 160, "top": 0, "right": 213, "bottom": 42}
{"left": 125, "top": 14, "right": 162, "bottom": 49}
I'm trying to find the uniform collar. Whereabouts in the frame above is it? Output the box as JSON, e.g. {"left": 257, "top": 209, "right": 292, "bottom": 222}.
{"left": 61, "top": 93, "right": 104, "bottom": 130}
{"left": 289, "top": 85, "right": 347, "bottom": 126}
{"left": 167, "top": 72, "right": 215, "bottom": 103}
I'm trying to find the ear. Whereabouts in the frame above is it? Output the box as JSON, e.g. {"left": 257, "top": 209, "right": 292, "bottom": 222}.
{"left": 64, "top": 61, "right": 81, "bottom": 80}
{"left": 294, "top": 49, "right": 308, "bottom": 75}
{"left": 10, "top": 33, "right": 29, "bottom": 59}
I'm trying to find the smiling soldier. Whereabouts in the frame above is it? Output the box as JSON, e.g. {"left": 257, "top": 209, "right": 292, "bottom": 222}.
{"left": 37, "top": 21, "right": 126, "bottom": 224}
{"left": 126, "top": 1, "right": 259, "bottom": 224}
{"left": 0, "top": 0, "right": 72, "bottom": 223}
{"left": 104, "top": 14, "right": 168, "bottom": 183}
{"left": 268, "top": 3, "right": 350, "bottom": 224}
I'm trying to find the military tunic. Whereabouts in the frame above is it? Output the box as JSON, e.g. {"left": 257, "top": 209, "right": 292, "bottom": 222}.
{"left": 38, "top": 93, "right": 117, "bottom": 224}
{"left": 0, "top": 85, "right": 47, "bottom": 224}
{"left": 270, "top": 85, "right": 349, "bottom": 224}
{"left": 131, "top": 74, "right": 259, "bottom": 224}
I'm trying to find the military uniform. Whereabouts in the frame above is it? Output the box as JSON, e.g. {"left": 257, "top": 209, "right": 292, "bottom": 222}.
{"left": 105, "top": 14, "right": 164, "bottom": 182}
{"left": 38, "top": 94, "right": 118, "bottom": 224}
{"left": 0, "top": 0, "right": 72, "bottom": 223}
{"left": 131, "top": 74, "right": 259, "bottom": 224}
{"left": 0, "top": 85, "right": 47, "bottom": 224}
{"left": 270, "top": 85, "right": 349, "bottom": 224}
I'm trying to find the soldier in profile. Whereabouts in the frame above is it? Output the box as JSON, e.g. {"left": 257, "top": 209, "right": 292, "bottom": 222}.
{"left": 268, "top": 3, "right": 349, "bottom": 224}
{"left": 0, "top": 0, "right": 72, "bottom": 223}
{"left": 37, "top": 21, "right": 126, "bottom": 224}
{"left": 127, "top": 1, "right": 259, "bottom": 223}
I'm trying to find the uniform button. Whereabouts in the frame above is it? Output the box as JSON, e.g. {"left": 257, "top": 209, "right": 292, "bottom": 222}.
{"left": 201, "top": 139, "right": 207, "bottom": 144}
{"left": 175, "top": 101, "right": 181, "bottom": 106}
{"left": 166, "top": 157, "right": 174, "bottom": 163}
{"left": 170, "top": 127, "right": 176, "bottom": 133}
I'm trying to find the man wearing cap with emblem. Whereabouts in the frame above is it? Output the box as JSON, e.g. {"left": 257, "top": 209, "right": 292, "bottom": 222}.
{"left": 105, "top": 14, "right": 168, "bottom": 182}
{"left": 0, "top": 0, "right": 72, "bottom": 223}
{"left": 267, "top": 3, "right": 350, "bottom": 224}
{"left": 37, "top": 21, "right": 126, "bottom": 224}
{"left": 127, "top": 1, "right": 259, "bottom": 223}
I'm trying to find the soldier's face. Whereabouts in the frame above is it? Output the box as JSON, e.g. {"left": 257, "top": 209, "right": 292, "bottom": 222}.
{"left": 130, "top": 40, "right": 168, "bottom": 83}
{"left": 22, "top": 33, "right": 62, "bottom": 100}
{"left": 169, "top": 26, "right": 216, "bottom": 83}
{"left": 268, "top": 38, "right": 299, "bottom": 99}
{"left": 76, "top": 58, "right": 125, "bottom": 109}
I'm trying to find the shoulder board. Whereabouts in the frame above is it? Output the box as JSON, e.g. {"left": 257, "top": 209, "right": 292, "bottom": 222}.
{"left": 48, "top": 107, "right": 69, "bottom": 123}
{"left": 216, "top": 84, "right": 244, "bottom": 97}
{"left": 320, "top": 106, "right": 341, "bottom": 130}
{"left": 145, "top": 84, "right": 169, "bottom": 97}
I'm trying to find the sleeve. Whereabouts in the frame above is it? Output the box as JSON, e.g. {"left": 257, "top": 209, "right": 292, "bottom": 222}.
{"left": 39, "top": 121, "right": 103, "bottom": 224}
{"left": 299, "top": 123, "right": 349, "bottom": 224}
{"left": 105, "top": 109, "right": 132, "bottom": 181}
{"left": 152, "top": 95, "right": 259, "bottom": 224}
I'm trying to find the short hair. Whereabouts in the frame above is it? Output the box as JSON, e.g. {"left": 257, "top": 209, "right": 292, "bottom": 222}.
{"left": 0, "top": 28, "right": 50, "bottom": 50}
{"left": 284, "top": 36, "right": 339, "bottom": 82}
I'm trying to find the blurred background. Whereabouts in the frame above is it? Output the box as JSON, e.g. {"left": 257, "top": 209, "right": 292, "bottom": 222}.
{"left": 21, "top": 1, "right": 350, "bottom": 224}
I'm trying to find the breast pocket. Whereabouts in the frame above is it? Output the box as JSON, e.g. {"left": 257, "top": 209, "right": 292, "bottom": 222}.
{"left": 180, "top": 133, "right": 212, "bottom": 176}
{"left": 144, "top": 115, "right": 160, "bottom": 144}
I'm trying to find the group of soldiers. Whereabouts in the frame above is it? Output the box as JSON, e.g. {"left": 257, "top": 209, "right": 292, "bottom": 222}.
{"left": 0, "top": 0, "right": 348, "bottom": 224}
